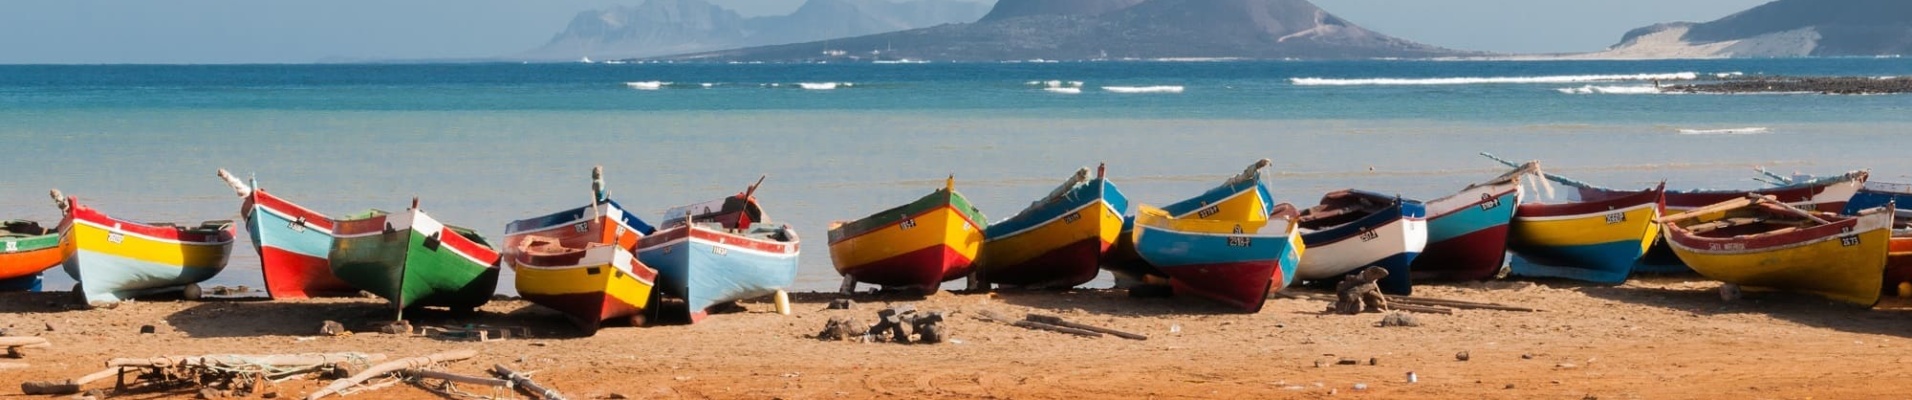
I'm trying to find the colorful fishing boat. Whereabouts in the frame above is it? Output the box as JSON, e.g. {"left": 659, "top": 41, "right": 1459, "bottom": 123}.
{"left": 1505, "top": 182, "right": 1665, "bottom": 284}
{"left": 56, "top": 191, "right": 236, "bottom": 304}
{"left": 634, "top": 177, "right": 800, "bottom": 323}
{"left": 1293, "top": 190, "right": 1427, "bottom": 294}
{"left": 828, "top": 176, "right": 987, "bottom": 292}
{"left": 1408, "top": 163, "right": 1530, "bottom": 282}
{"left": 1, "top": 215, "right": 64, "bottom": 292}
{"left": 1756, "top": 171, "right": 1912, "bottom": 291}
{"left": 503, "top": 167, "right": 660, "bottom": 332}
{"left": 1105, "top": 160, "right": 1276, "bottom": 284}
{"left": 216, "top": 170, "right": 356, "bottom": 299}
{"left": 975, "top": 164, "right": 1129, "bottom": 289}
{"left": 1131, "top": 201, "right": 1303, "bottom": 312}
{"left": 329, "top": 200, "right": 500, "bottom": 316}
{"left": 1661, "top": 195, "right": 1890, "bottom": 306}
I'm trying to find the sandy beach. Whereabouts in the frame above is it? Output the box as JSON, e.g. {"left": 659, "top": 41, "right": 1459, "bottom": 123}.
{"left": 4, "top": 277, "right": 1911, "bottom": 399}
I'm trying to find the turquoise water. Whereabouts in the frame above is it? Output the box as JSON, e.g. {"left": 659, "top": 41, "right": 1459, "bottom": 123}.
{"left": 4, "top": 59, "right": 1910, "bottom": 292}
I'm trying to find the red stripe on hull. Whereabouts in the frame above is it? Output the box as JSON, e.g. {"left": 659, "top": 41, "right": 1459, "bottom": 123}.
{"left": 261, "top": 246, "right": 356, "bottom": 299}
{"left": 521, "top": 291, "right": 645, "bottom": 333}
{"left": 841, "top": 245, "right": 974, "bottom": 290}
{"left": 1164, "top": 261, "right": 1279, "bottom": 313}
{"left": 1410, "top": 225, "right": 1511, "bottom": 282}
{"left": 253, "top": 190, "right": 337, "bottom": 231}
{"left": 981, "top": 238, "right": 1106, "bottom": 288}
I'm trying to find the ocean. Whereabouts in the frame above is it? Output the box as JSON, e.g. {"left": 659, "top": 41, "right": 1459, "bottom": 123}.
{"left": 4, "top": 58, "right": 1910, "bottom": 293}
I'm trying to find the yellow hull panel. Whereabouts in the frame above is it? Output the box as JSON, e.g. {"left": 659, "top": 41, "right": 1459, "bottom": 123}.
{"left": 981, "top": 202, "right": 1123, "bottom": 269}
{"left": 70, "top": 222, "right": 231, "bottom": 268}
{"left": 829, "top": 206, "right": 983, "bottom": 273}
{"left": 1509, "top": 204, "right": 1660, "bottom": 251}
{"left": 1672, "top": 225, "right": 1888, "bottom": 306}
{"left": 514, "top": 260, "right": 655, "bottom": 310}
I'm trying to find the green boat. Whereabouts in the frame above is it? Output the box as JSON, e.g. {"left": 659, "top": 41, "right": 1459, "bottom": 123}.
{"left": 328, "top": 205, "right": 501, "bottom": 317}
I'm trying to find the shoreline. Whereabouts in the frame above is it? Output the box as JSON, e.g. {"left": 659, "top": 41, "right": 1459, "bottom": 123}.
{"left": 5, "top": 278, "right": 1912, "bottom": 398}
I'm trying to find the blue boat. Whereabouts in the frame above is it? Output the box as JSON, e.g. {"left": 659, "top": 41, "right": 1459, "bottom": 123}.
{"left": 1131, "top": 201, "right": 1303, "bottom": 312}
{"left": 633, "top": 178, "right": 799, "bottom": 323}
{"left": 976, "top": 165, "right": 1129, "bottom": 289}
{"left": 1293, "top": 190, "right": 1428, "bottom": 295}
{"left": 1410, "top": 165, "right": 1531, "bottom": 282}
{"left": 1107, "top": 160, "right": 1277, "bottom": 283}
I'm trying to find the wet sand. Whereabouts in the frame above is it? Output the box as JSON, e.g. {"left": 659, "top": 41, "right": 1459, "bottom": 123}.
{"left": 5, "top": 277, "right": 1912, "bottom": 399}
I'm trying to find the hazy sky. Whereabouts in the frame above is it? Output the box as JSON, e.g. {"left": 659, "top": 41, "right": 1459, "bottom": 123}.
{"left": 0, "top": 0, "right": 1772, "bottom": 64}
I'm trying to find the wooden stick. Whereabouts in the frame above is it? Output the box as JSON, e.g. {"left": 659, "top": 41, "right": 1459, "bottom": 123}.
{"left": 1025, "top": 314, "right": 1148, "bottom": 340}
{"left": 975, "top": 310, "right": 1101, "bottom": 337}
{"left": 1388, "top": 304, "right": 1455, "bottom": 315}
{"left": 308, "top": 349, "right": 477, "bottom": 400}
{"left": 1385, "top": 296, "right": 1545, "bottom": 312}
{"left": 492, "top": 364, "right": 568, "bottom": 400}
{"left": 406, "top": 369, "right": 510, "bottom": 388}
{"left": 108, "top": 353, "right": 383, "bottom": 369}
{"left": 21, "top": 367, "right": 119, "bottom": 395}
{"left": 0, "top": 337, "right": 50, "bottom": 347}
{"left": 1658, "top": 194, "right": 1767, "bottom": 224}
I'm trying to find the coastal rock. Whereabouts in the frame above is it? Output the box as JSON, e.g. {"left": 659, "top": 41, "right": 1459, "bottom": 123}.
{"left": 1581, "top": 0, "right": 1912, "bottom": 58}
{"left": 520, "top": 0, "right": 989, "bottom": 61}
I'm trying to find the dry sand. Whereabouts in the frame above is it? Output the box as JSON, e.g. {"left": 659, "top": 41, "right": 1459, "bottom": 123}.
{"left": 4, "top": 277, "right": 1912, "bottom": 399}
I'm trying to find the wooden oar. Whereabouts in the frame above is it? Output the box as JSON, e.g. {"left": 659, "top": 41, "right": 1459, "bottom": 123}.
{"left": 1657, "top": 194, "right": 1768, "bottom": 224}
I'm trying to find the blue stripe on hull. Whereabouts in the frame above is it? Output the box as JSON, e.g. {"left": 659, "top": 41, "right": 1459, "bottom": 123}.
{"left": 1135, "top": 229, "right": 1296, "bottom": 268}
{"left": 1425, "top": 192, "right": 1517, "bottom": 243}
{"left": 0, "top": 273, "right": 41, "bottom": 292}
{"left": 637, "top": 239, "right": 798, "bottom": 315}
{"left": 1374, "top": 252, "right": 1419, "bottom": 295}
{"left": 1508, "top": 240, "right": 1642, "bottom": 284}
{"left": 64, "top": 250, "right": 224, "bottom": 303}
{"left": 250, "top": 207, "right": 333, "bottom": 260}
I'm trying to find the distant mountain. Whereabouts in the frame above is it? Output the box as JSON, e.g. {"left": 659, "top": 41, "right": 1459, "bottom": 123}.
{"left": 661, "top": 0, "right": 1472, "bottom": 62}
{"left": 518, "top": 0, "right": 991, "bottom": 61}
{"left": 1587, "top": 0, "right": 1912, "bottom": 58}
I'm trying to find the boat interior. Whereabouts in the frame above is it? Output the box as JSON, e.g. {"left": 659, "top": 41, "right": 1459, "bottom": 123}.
{"left": 1, "top": 220, "right": 52, "bottom": 237}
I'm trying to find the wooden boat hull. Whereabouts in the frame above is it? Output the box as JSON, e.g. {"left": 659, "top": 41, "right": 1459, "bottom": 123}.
{"left": 512, "top": 244, "right": 657, "bottom": 332}
{"left": 1106, "top": 162, "right": 1275, "bottom": 282}
{"left": 1132, "top": 206, "right": 1302, "bottom": 312}
{"left": 504, "top": 199, "right": 658, "bottom": 332}
{"left": 1, "top": 220, "right": 63, "bottom": 289}
{"left": 1667, "top": 206, "right": 1890, "bottom": 306}
{"left": 828, "top": 188, "right": 986, "bottom": 290}
{"left": 240, "top": 189, "right": 356, "bottom": 299}
{"left": 59, "top": 198, "right": 235, "bottom": 304}
{"left": 1411, "top": 181, "right": 1519, "bottom": 281}
{"left": 1506, "top": 186, "right": 1663, "bottom": 284}
{"left": 1295, "top": 192, "right": 1427, "bottom": 295}
{"left": 329, "top": 208, "right": 500, "bottom": 313}
{"left": 635, "top": 224, "right": 799, "bottom": 323}
{"left": 978, "top": 178, "right": 1128, "bottom": 288}
{"left": 1886, "top": 234, "right": 1912, "bottom": 293}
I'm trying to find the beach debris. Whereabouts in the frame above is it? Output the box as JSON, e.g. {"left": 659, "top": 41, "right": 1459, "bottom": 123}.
{"left": 1522, "top": 353, "right": 1535, "bottom": 360}
{"left": 45, "top": 321, "right": 57, "bottom": 331}
{"left": 1, "top": 336, "right": 51, "bottom": 358}
{"left": 422, "top": 324, "right": 529, "bottom": 342}
{"left": 826, "top": 299, "right": 855, "bottom": 310}
{"left": 1353, "top": 383, "right": 1368, "bottom": 391}
{"left": 976, "top": 310, "right": 1101, "bottom": 338}
{"left": 1720, "top": 283, "right": 1743, "bottom": 301}
{"left": 1333, "top": 267, "right": 1391, "bottom": 314}
{"left": 139, "top": 324, "right": 158, "bottom": 334}
{"left": 817, "top": 317, "right": 866, "bottom": 341}
{"left": 1407, "top": 372, "right": 1418, "bottom": 383}
{"left": 319, "top": 321, "right": 349, "bottom": 337}
{"left": 1556, "top": 362, "right": 1578, "bottom": 369}
{"left": 308, "top": 349, "right": 475, "bottom": 400}
{"left": 871, "top": 305, "right": 917, "bottom": 343}
{"left": 23, "top": 352, "right": 382, "bottom": 397}
{"left": 1025, "top": 314, "right": 1148, "bottom": 340}
{"left": 406, "top": 368, "right": 510, "bottom": 389}
{"left": 21, "top": 367, "right": 117, "bottom": 395}
{"left": 819, "top": 305, "right": 949, "bottom": 344}
{"left": 379, "top": 320, "right": 413, "bottom": 335}
{"left": 1337, "top": 358, "right": 1360, "bottom": 365}
{"left": 1506, "top": 383, "right": 1516, "bottom": 389}
{"left": 912, "top": 311, "right": 948, "bottom": 343}
{"left": 1378, "top": 313, "right": 1420, "bottom": 327}
{"left": 492, "top": 363, "right": 568, "bottom": 400}
{"left": 1456, "top": 351, "right": 1470, "bottom": 361}
{"left": 1368, "top": 357, "right": 1380, "bottom": 366}
{"left": 1314, "top": 360, "right": 1326, "bottom": 368}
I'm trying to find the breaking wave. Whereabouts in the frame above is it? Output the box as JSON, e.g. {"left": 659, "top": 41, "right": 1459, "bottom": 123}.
{"left": 1102, "top": 85, "right": 1184, "bottom": 94}
{"left": 1676, "top": 127, "right": 1770, "bottom": 135}
{"left": 1291, "top": 72, "right": 1699, "bottom": 86}
{"left": 1554, "top": 85, "right": 1663, "bottom": 95}
{"left": 625, "top": 81, "right": 669, "bottom": 90}
{"left": 798, "top": 82, "right": 851, "bottom": 90}
{"left": 1043, "top": 87, "right": 1082, "bottom": 94}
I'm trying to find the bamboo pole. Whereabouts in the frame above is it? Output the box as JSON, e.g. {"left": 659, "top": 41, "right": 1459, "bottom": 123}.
{"left": 308, "top": 349, "right": 477, "bottom": 400}
{"left": 1657, "top": 194, "right": 1767, "bottom": 224}
{"left": 492, "top": 364, "right": 568, "bottom": 400}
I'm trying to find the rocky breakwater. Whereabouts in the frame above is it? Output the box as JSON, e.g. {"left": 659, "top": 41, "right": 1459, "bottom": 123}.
{"left": 1666, "top": 76, "right": 1912, "bottom": 95}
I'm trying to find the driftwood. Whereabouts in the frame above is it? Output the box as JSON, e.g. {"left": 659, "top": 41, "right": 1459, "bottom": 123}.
{"left": 405, "top": 369, "right": 510, "bottom": 388}
{"left": 1, "top": 336, "right": 50, "bottom": 358}
{"left": 1025, "top": 314, "right": 1148, "bottom": 340}
{"left": 307, "top": 349, "right": 477, "bottom": 400}
{"left": 976, "top": 310, "right": 1101, "bottom": 338}
{"left": 492, "top": 364, "right": 568, "bottom": 400}
{"left": 106, "top": 353, "right": 384, "bottom": 369}
{"left": 21, "top": 367, "right": 119, "bottom": 395}
{"left": 1387, "top": 304, "right": 1455, "bottom": 315}
{"left": 1279, "top": 291, "right": 1541, "bottom": 313}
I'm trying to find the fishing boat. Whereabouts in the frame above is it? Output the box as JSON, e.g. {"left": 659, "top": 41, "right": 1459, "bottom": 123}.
{"left": 503, "top": 167, "right": 660, "bottom": 332}
{"left": 1505, "top": 181, "right": 1665, "bottom": 284}
{"left": 1, "top": 214, "right": 64, "bottom": 292}
{"left": 828, "top": 176, "right": 987, "bottom": 292}
{"left": 215, "top": 170, "right": 356, "bottom": 299}
{"left": 55, "top": 190, "right": 236, "bottom": 304}
{"left": 1661, "top": 195, "right": 1890, "bottom": 306}
{"left": 1755, "top": 170, "right": 1912, "bottom": 291}
{"left": 1131, "top": 201, "right": 1303, "bottom": 312}
{"left": 1293, "top": 190, "right": 1427, "bottom": 295}
{"left": 975, "top": 164, "right": 1129, "bottom": 289}
{"left": 329, "top": 199, "right": 500, "bottom": 316}
{"left": 1408, "top": 163, "right": 1531, "bottom": 282}
{"left": 1106, "top": 160, "right": 1276, "bottom": 284}
{"left": 634, "top": 177, "right": 800, "bottom": 323}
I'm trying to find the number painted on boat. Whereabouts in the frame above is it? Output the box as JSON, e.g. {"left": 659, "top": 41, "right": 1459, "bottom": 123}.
{"left": 1604, "top": 212, "right": 1626, "bottom": 224}
{"left": 1841, "top": 235, "right": 1861, "bottom": 247}
{"left": 289, "top": 217, "right": 307, "bottom": 233}
{"left": 107, "top": 232, "right": 125, "bottom": 244}
{"left": 1227, "top": 236, "right": 1253, "bottom": 247}
{"left": 574, "top": 223, "right": 590, "bottom": 233}
{"left": 614, "top": 225, "right": 625, "bottom": 236}
{"left": 712, "top": 247, "right": 728, "bottom": 256}
{"left": 1062, "top": 212, "right": 1082, "bottom": 224}
{"left": 1197, "top": 205, "right": 1220, "bottom": 218}
{"left": 1478, "top": 193, "right": 1500, "bottom": 211}
{"left": 1232, "top": 224, "right": 1244, "bottom": 234}
{"left": 1709, "top": 243, "right": 1746, "bottom": 251}
{"left": 1359, "top": 230, "right": 1379, "bottom": 242}
{"left": 3, "top": 242, "right": 14, "bottom": 252}
{"left": 899, "top": 219, "right": 917, "bottom": 230}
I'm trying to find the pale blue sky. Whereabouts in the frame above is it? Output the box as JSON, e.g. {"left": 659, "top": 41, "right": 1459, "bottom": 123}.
{"left": 0, "top": 0, "right": 1770, "bottom": 64}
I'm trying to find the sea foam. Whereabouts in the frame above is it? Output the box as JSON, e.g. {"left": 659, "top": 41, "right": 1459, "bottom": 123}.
{"left": 798, "top": 82, "right": 850, "bottom": 90}
{"left": 1554, "top": 85, "right": 1663, "bottom": 95}
{"left": 1103, "top": 85, "right": 1184, "bottom": 93}
{"left": 625, "top": 81, "right": 669, "bottom": 90}
{"left": 1676, "top": 127, "right": 1770, "bottom": 135}
{"left": 1292, "top": 72, "right": 1699, "bottom": 86}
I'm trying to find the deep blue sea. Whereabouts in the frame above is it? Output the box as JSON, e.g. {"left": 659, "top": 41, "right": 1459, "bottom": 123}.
{"left": 4, "top": 59, "right": 1910, "bottom": 292}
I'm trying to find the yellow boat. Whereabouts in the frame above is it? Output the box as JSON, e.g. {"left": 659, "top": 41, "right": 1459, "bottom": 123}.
{"left": 57, "top": 191, "right": 236, "bottom": 304}
{"left": 975, "top": 165, "right": 1128, "bottom": 288}
{"left": 828, "top": 176, "right": 987, "bottom": 292}
{"left": 1661, "top": 195, "right": 1891, "bottom": 306}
